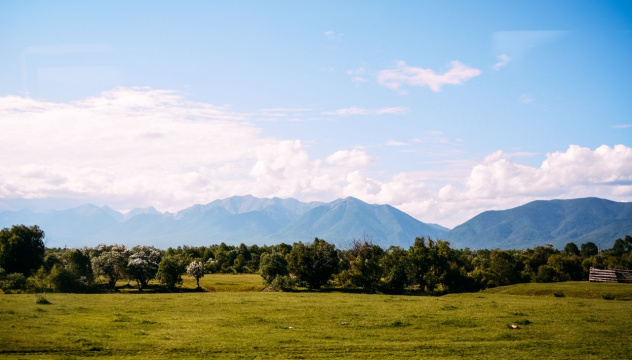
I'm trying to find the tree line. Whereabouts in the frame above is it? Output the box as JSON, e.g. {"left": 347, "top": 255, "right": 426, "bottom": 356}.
{"left": 1, "top": 224, "right": 631, "bottom": 294}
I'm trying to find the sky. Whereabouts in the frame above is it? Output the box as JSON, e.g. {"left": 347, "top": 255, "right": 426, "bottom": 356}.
{"left": 1, "top": 0, "right": 631, "bottom": 227}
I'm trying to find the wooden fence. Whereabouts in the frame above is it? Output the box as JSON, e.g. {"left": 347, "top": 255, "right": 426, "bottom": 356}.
{"left": 589, "top": 268, "right": 632, "bottom": 283}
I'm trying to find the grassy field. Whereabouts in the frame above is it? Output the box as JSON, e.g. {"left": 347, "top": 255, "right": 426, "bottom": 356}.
{"left": 1, "top": 276, "right": 631, "bottom": 359}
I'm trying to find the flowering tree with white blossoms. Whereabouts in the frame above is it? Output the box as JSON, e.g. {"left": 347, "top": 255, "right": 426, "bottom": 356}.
{"left": 91, "top": 244, "right": 131, "bottom": 290}
{"left": 127, "top": 245, "right": 161, "bottom": 290}
{"left": 186, "top": 260, "right": 205, "bottom": 288}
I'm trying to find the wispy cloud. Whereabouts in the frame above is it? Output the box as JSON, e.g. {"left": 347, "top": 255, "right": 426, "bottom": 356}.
{"left": 323, "top": 106, "right": 408, "bottom": 116}
{"left": 492, "top": 54, "right": 511, "bottom": 70}
{"left": 385, "top": 140, "right": 409, "bottom": 147}
{"left": 324, "top": 30, "right": 343, "bottom": 39}
{"left": 346, "top": 67, "right": 368, "bottom": 83}
{"left": 613, "top": 124, "right": 631, "bottom": 129}
{"left": 519, "top": 93, "right": 535, "bottom": 104}
{"left": 377, "top": 61, "right": 481, "bottom": 93}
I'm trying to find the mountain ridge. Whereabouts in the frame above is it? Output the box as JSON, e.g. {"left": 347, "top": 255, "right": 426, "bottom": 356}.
{"left": 0, "top": 196, "right": 445, "bottom": 249}
{"left": 442, "top": 197, "right": 632, "bottom": 249}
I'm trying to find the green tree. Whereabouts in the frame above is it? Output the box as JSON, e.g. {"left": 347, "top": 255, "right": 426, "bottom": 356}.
{"left": 287, "top": 238, "right": 338, "bottom": 289}
{"left": 339, "top": 240, "right": 384, "bottom": 292}
{"left": 127, "top": 246, "right": 161, "bottom": 290}
{"left": 0, "top": 225, "right": 45, "bottom": 276}
{"left": 186, "top": 260, "right": 205, "bottom": 288}
{"left": 259, "top": 251, "right": 289, "bottom": 287}
{"left": 91, "top": 245, "right": 130, "bottom": 290}
{"left": 563, "top": 242, "right": 580, "bottom": 257}
{"left": 580, "top": 242, "right": 599, "bottom": 258}
{"left": 156, "top": 255, "right": 188, "bottom": 290}
{"left": 379, "top": 246, "right": 410, "bottom": 293}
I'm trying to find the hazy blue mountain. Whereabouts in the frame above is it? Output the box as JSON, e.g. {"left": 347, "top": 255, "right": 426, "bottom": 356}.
{"left": 0, "top": 204, "right": 123, "bottom": 247}
{"left": 443, "top": 198, "right": 632, "bottom": 250}
{"left": 123, "top": 206, "right": 161, "bottom": 220}
{"left": 0, "top": 196, "right": 446, "bottom": 248}
{"left": 269, "top": 197, "right": 448, "bottom": 248}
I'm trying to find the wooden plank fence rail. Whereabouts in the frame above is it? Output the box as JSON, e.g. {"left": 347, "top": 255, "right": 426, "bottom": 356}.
{"left": 589, "top": 268, "right": 632, "bottom": 283}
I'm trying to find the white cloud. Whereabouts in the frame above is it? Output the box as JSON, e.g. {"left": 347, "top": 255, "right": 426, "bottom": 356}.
{"left": 326, "top": 149, "right": 373, "bottom": 168}
{"left": 492, "top": 54, "right": 511, "bottom": 70}
{"left": 385, "top": 140, "right": 409, "bottom": 147}
{"left": 612, "top": 124, "right": 631, "bottom": 129}
{"left": 324, "top": 30, "right": 343, "bottom": 39}
{"left": 346, "top": 67, "right": 368, "bottom": 83}
{"left": 323, "top": 106, "right": 408, "bottom": 116}
{"left": 430, "top": 145, "right": 632, "bottom": 225}
{"left": 519, "top": 93, "right": 534, "bottom": 104}
{"left": 377, "top": 61, "right": 481, "bottom": 93}
{"left": 2, "top": 89, "right": 631, "bottom": 229}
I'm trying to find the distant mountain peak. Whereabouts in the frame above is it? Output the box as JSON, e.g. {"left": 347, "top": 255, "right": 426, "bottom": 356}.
{"left": 443, "top": 197, "right": 632, "bottom": 250}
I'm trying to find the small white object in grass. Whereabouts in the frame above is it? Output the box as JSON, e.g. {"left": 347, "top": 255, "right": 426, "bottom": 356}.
{"left": 510, "top": 324, "right": 519, "bottom": 329}
{"left": 288, "top": 326, "right": 293, "bottom": 329}
{"left": 340, "top": 322, "right": 349, "bottom": 325}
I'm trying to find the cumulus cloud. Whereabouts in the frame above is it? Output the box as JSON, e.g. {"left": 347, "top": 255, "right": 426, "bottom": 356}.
{"left": 492, "top": 54, "right": 511, "bottom": 70}
{"left": 430, "top": 145, "right": 632, "bottom": 224}
{"left": 326, "top": 149, "right": 373, "bottom": 168}
{"left": 2, "top": 88, "right": 631, "bottom": 228}
{"left": 323, "top": 106, "right": 408, "bottom": 116}
{"left": 377, "top": 61, "right": 481, "bottom": 93}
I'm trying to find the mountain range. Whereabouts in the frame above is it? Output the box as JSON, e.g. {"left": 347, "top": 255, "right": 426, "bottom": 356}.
{"left": 0, "top": 195, "right": 447, "bottom": 249}
{"left": 0, "top": 196, "right": 630, "bottom": 250}
{"left": 443, "top": 197, "right": 632, "bottom": 250}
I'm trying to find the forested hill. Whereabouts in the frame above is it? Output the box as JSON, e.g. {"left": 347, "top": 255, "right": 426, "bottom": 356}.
{"left": 443, "top": 198, "right": 632, "bottom": 250}
{"left": 0, "top": 196, "right": 447, "bottom": 249}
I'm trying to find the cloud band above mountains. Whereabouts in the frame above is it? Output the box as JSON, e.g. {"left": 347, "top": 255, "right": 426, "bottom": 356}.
{"left": 1, "top": 87, "right": 630, "bottom": 227}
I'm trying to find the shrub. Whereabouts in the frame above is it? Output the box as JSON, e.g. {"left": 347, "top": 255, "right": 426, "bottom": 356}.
{"left": 554, "top": 291, "right": 565, "bottom": 298}
{"left": 270, "top": 275, "right": 295, "bottom": 291}
{"left": 602, "top": 293, "right": 615, "bottom": 300}
{"left": 0, "top": 272, "right": 27, "bottom": 292}
{"left": 156, "top": 255, "right": 187, "bottom": 290}
{"left": 35, "top": 293, "right": 51, "bottom": 305}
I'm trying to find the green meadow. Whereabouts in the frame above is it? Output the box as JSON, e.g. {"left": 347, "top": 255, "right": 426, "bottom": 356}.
{"left": 1, "top": 275, "right": 631, "bottom": 359}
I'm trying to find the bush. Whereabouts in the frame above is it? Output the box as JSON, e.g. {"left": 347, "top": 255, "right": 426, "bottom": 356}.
{"left": 156, "top": 255, "right": 187, "bottom": 290}
{"left": 0, "top": 272, "right": 27, "bottom": 292}
{"left": 270, "top": 275, "right": 295, "bottom": 291}
{"left": 602, "top": 293, "right": 615, "bottom": 300}
{"left": 35, "top": 293, "right": 51, "bottom": 305}
{"left": 554, "top": 291, "right": 565, "bottom": 298}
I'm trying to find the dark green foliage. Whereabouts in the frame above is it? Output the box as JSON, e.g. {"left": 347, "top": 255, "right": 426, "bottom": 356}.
{"left": 563, "top": 242, "right": 580, "bottom": 257}
{"left": 287, "top": 238, "right": 338, "bottom": 289}
{"left": 156, "top": 255, "right": 188, "bottom": 289}
{"left": 602, "top": 293, "right": 615, "bottom": 300}
{"left": 554, "top": 291, "right": 565, "bottom": 297}
{"left": 379, "top": 246, "right": 410, "bottom": 293}
{"left": 337, "top": 240, "right": 384, "bottom": 292}
{"left": 580, "top": 242, "right": 599, "bottom": 258}
{"left": 0, "top": 271, "right": 27, "bottom": 292}
{"left": 49, "top": 264, "right": 80, "bottom": 292}
{"left": 259, "top": 252, "right": 288, "bottom": 286}
{"left": 535, "top": 265, "right": 557, "bottom": 283}
{"left": 0, "top": 225, "right": 45, "bottom": 276}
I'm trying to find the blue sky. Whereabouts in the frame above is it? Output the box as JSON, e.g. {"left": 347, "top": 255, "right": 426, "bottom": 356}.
{"left": 1, "top": 1, "right": 631, "bottom": 227}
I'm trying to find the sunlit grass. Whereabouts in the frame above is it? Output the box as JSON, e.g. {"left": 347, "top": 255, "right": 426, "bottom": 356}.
{"left": 1, "top": 281, "right": 631, "bottom": 359}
